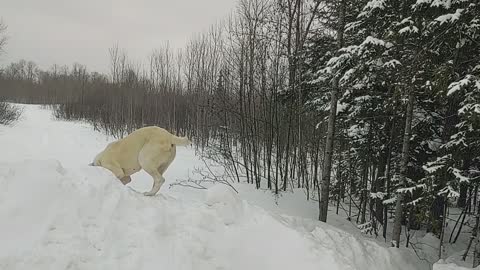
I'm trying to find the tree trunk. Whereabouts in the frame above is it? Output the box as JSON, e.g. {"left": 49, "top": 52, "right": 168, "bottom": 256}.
{"left": 474, "top": 238, "right": 480, "bottom": 268}
{"left": 464, "top": 212, "right": 479, "bottom": 261}
{"left": 319, "top": 79, "right": 339, "bottom": 222}
{"left": 392, "top": 92, "right": 414, "bottom": 247}
{"left": 459, "top": 183, "right": 468, "bottom": 208}
{"left": 318, "top": 0, "right": 345, "bottom": 223}
{"left": 468, "top": 204, "right": 480, "bottom": 265}
{"left": 383, "top": 121, "right": 395, "bottom": 240}
{"left": 438, "top": 196, "right": 447, "bottom": 259}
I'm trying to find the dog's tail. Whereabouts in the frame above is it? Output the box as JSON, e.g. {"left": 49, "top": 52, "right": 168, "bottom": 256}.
{"left": 171, "top": 135, "right": 191, "bottom": 146}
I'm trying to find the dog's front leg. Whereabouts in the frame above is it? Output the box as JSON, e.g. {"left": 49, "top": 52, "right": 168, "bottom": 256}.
{"left": 120, "top": 176, "right": 131, "bottom": 185}
{"left": 102, "top": 163, "right": 126, "bottom": 183}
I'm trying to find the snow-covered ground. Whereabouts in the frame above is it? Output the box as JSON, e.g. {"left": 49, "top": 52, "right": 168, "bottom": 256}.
{"left": 0, "top": 104, "right": 446, "bottom": 269}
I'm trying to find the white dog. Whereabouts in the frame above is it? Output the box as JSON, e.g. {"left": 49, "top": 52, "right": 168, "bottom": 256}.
{"left": 90, "top": 126, "right": 191, "bottom": 196}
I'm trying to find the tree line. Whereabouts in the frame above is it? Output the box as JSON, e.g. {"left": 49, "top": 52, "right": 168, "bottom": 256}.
{"left": 0, "top": 19, "right": 22, "bottom": 125}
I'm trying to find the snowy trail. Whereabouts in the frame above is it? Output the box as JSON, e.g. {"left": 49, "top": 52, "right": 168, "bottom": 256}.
{"left": 0, "top": 105, "right": 204, "bottom": 199}
{"left": 0, "top": 105, "right": 430, "bottom": 270}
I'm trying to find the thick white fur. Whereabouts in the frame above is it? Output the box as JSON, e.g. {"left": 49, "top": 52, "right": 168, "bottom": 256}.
{"left": 91, "top": 126, "right": 191, "bottom": 196}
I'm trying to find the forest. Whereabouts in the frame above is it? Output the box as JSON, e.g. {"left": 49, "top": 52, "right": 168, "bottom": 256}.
{"left": 1, "top": 0, "right": 480, "bottom": 261}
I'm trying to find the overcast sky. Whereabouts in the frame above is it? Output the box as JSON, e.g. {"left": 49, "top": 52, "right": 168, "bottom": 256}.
{"left": 1, "top": 0, "right": 236, "bottom": 73}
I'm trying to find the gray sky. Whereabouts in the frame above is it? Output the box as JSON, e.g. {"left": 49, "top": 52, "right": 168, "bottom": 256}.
{"left": 1, "top": 0, "right": 236, "bottom": 73}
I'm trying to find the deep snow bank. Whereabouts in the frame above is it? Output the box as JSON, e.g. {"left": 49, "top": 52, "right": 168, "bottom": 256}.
{"left": 434, "top": 262, "right": 480, "bottom": 270}
{"left": 0, "top": 159, "right": 429, "bottom": 270}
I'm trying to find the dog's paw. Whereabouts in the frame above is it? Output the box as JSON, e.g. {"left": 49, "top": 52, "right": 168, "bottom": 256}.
{"left": 143, "top": 191, "right": 156, "bottom": 196}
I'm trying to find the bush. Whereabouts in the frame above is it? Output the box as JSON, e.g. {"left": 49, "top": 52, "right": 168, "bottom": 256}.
{"left": 0, "top": 102, "right": 22, "bottom": 125}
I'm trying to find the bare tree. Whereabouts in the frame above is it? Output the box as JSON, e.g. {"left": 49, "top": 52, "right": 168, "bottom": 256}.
{"left": 319, "top": 0, "right": 346, "bottom": 223}
{"left": 0, "top": 19, "right": 7, "bottom": 55}
{"left": 391, "top": 93, "right": 414, "bottom": 247}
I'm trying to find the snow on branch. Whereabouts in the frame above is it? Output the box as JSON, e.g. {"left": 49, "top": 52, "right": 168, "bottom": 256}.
{"left": 434, "top": 9, "right": 464, "bottom": 25}
{"left": 438, "top": 185, "right": 459, "bottom": 198}
{"left": 399, "top": 26, "right": 419, "bottom": 34}
{"left": 451, "top": 168, "right": 470, "bottom": 183}
{"left": 416, "top": 0, "right": 432, "bottom": 5}
{"left": 345, "top": 21, "right": 362, "bottom": 33}
{"left": 413, "top": 0, "right": 433, "bottom": 10}
{"left": 430, "top": 0, "right": 452, "bottom": 9}
{"left": 407, "top": 197, "right": 423, "bottom": 206}
{"left": 383, "top": 59, "right": 401, "bottom": 68}
{"left": 339, "top": 45, "right": 360, "bottom": 54}
{"left": 459, "top": 103, "right": 480, "bottom": 115}
{"left": 360, "top": 36, "right": 393, "bottom": 48}
{"left": 399, "top": 17, "right": 414, "bottom": 25}
{"left": 359, "top": 0, "right": 386, "bottom": 17}
{"left": 340, "top": 68, "right": 357, "bottom": 84}
{"left": 423, "top": 163, "right": 444, "bottom": 173}
{"left": 364, "top": 0, "right": 386, "bottom": 10}
{"left": 383, "top": 196, "right": 396, "bottom": 205}
{"left": 370, "top": 192, "right": 387, "bottom": 199}
{"left": 397, "top": 184, "right": 427, "bottom": 195}
{"left": 422, "top": 154, "right": 451, "bottom": 173}
{"left": 447, "top": 75, "right": 475, "bottom": 96}
{"left": 445, "top": 130, "right": 467, "bottom": 148}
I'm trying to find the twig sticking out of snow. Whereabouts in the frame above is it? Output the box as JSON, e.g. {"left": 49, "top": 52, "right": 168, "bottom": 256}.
{"left": 170, "top": 156, "right": 238, "bottom": 193}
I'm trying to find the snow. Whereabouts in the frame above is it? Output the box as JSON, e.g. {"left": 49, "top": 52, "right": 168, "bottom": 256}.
{"left": 340, "top": 45, "right": 360, "bottom": 54}
{"left": 399, "top": 26, "right": 419, "bottom": 34}
{"left": 434, "top": 262, "right": 480, "bottom": 270}
{"left": 383, "top": 59, "right": 401, "bottom": 68}
{"left": 459, "top": 103, "right": 480, "bottom": 115}
{"left": 424, "top": 163, "right": 444, "bottom": 173}
{"left": 397, "top": 184, "right": 427, "bottom": 195}
{"left": 364, "top": 0, "right": 386, "bottom": 10}
{"left": 452, "top": 168, "right": 470, "bottom": 183}
{"left": 326, "top": 52, "right": 354, "bottom": 72}
{"left": 336, "top": 101, "right": 348, "bottom": 114}
{"left": 407, "top": 197, "right": 423, "bottom": 206}
{"left": 438, "top": 186, "right": 460, "bottom": 198}
{"left": 340, "top": 68, "right": 356, "bottom": 84}
{"left": 447, "top": 75, "right": 474, "bottom": 96}
{"left": 370, "top": 192, "right": 387, "bottom": 199}
{"left": 0, "top": 104, "right": 434, "bottom": 269}
{"left": 383, "top": 196, "right": 397, "bottom": 205}
{"left": 1, "top": 159, "right": 331, "bottom": 270}
{"left": 359, "top": 0, "right": 386, "bottom": 17}
{"left": 204, "top": 184, "right": 244, "bottom": 225}
{"left": 400, "top": 17, "right": 414, "bottom": 25}
{"left": 431, "top": 0, "right": 451, "bottom": 9}
{"left": 434, "top": 9, "right": 464, "bottom": 25}
{"left": 415, "top": 0, "right": 432, "bottom": 5}
{"left": 412, "top": 0, "right": 432, "bottom": 11}
{"left": 361, "top": 36, "right": 394, "bottom": 48}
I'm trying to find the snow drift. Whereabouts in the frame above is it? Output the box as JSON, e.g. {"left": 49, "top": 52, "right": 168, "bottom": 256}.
{"left": 0, "top": 159, "right": 428, "bottom": 270}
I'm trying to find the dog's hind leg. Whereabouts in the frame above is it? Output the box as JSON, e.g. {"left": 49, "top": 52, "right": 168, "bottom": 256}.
{"left": 142, "top": 167, "right": 165, "bottom": 196}
{"left": 157, "top": 161, "right": 172, "bottom": 175}
{"left": 156, "top": 145, "right": 175, "bottom": 184}
{"left": 139, "top": 143, "right": 171, "bottom": 196}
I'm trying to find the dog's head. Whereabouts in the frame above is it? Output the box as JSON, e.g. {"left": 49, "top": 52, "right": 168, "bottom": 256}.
{"left": 89, "top": 152, "right": 103, "bottom": 167}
